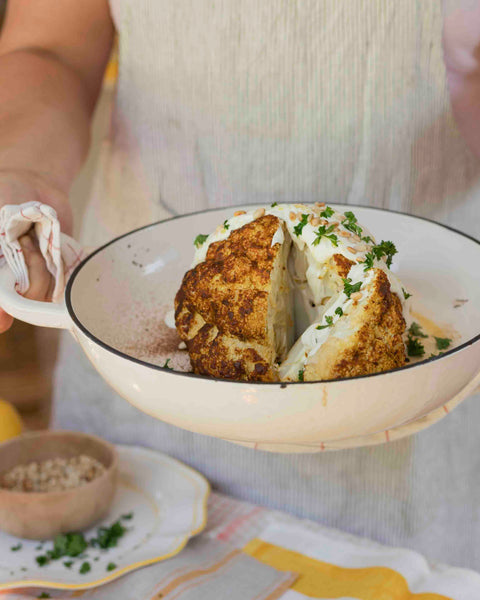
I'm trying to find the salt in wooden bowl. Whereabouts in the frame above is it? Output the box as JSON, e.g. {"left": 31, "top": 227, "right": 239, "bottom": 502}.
{"left": 0, "top": 430, "right": 117, "bottom": 540}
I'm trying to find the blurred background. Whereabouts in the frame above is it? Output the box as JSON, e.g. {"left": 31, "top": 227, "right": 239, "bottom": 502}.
{"left": 0, "top": 0, "right": 115, "bottom": 431}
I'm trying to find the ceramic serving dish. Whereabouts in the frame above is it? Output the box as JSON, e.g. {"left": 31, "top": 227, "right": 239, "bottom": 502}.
{"left": 0, "top": 431, "right": 117, "bottom": 539}
{"left": 0, "top": 205, "right": 479, "bottom": 453}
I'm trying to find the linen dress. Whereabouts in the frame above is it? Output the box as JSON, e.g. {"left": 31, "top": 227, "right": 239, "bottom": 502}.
{"left": 54, "top": 0, "right": 480, "bottom": 568}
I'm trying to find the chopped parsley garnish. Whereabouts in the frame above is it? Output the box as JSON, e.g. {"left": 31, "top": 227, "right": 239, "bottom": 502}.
{"left": 33, "top": 517, "right": 130, "bottom": 571}
{"left": 37, "top": 594, "right": 51, "bottom": 599}
{"left": 162, "top": 358, "right": 172, "bottom": 370}
{"left": 316, "top": 316, "right": 334, "bottom": 330}
{"left": 107, "top": 562, "right": 117, "bottom": 572}
{"left": 193, "top": 234, "right": 208, "bottom": 248}
{"left": 407, "top": 336, "right": 425, "bottom": 357}
{"left": 271, "top": 202, "right": 278, "bottom": 207}
{"left": 342, "top": 211, "right": 364, "bottom": 237}
{"left": 362, "top": 235, "right": 373, "bottom": 244}
{"left": 223, "top": 220, "right": 230, "bottom": 230}
{"left": 90, "top": 520, "right": 127, "bottom": 550}
{"left": 313, "top": 224, "right": 338, "bottom": 247}
{"left": 363, "top": 241, "right": 398, "bottom": 270}
{"left": 372, "top": 240, "right": 397, "bottom": 268}
{"left": 342, "top": 278, "right": 362, "bottom": 298}
{"left": 335, "top": 307, "right": 343, "bottom": 317}
{"left": 293, "top": 214, "right": 309, "bottom": 236}
{"left": 79, "top": 562, "right": 91, "bottom": 575}
{"left": 363, "top": 252, "right": 375, "bottom": 271}
{"left": 298, "top": 369, "right": 305, "bottom": 382}
{"left": 52, "top": 533, "right": 87, "bottom": 558}
{"left": 408, "top": 322, "right": 428, "bottom": 338}
{"left": 434, "top": 337, "right": 452, "bottom": 350}
{"left": 402, "top": 288, "right": 412, "bottom": 300}
{"left": 10, "top": 544, "right": 22, "bottom": 552}
{"left": 320, "top": 206, "right": 334, "bottom": 218}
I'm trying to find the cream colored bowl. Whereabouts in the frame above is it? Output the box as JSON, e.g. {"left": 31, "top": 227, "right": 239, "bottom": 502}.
{"left": 0, "top": 205, "right": 479, "bottom": 453}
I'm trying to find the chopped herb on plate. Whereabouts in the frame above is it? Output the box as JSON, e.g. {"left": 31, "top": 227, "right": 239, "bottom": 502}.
{"left": 63, "top": 560, "right": 74, "bottom": 568}
{"left": 408, "top": 322, "right": 428, "bottom": 338}
{"left": 363, "top": 252, "right": 375, "bottom": 271}
{"left": 335, "top": 307, "right": 343, "bottom": 317}
{"left": 372, "top": 240, "right": 397, "bottom": 268}
{"left": 121, "top": 512, "right": 134, "bottom": 520}
{"left": 434, "top": 337, "right": 452, "bottom": 350}
{"left": 298, "top": 369, "right": 305, "bottom": 382}
{"left": 36, "top": 556, "right": 49, "bottom": 567}
{"left": 293, "top": 214, "right": 309, "bottom": 236}
{"left": 407, "top": 336, "right": 425, "bottom": 357}
{"left": 313, "top": 224, "right": 338, "bottom": 247}
{"left": 193, "top": 234, "right": 208, "bottom": 248}
{"left": 79, "top": 561, "right": 91, "bottom": 575}
{"left": 37, "top": 594, "right": 51, "bottom": 599}
{"left": 162, "top": 358, "right": 172, "bottom": 370}
{"left": 402, "top": 288, "right": 412, "bottom": 300}
{"left": 316, "top": 316, "right": 334, "bottom": 330}
{"left": 10, "top": 543, "right": 22, "bottom": 552}
{"left": 320, "top": 206, "right": 334, "bottom": 218}
{"left": 342, "top": 278, "right": 362, "bottom": 299}
{"left": 342, "top": 211, "right": 363, "bottom": 237}
{"left": 107, "top": 562, "right": 117, "bottom": 572}
{"left": 223, "top": 219, "right": 230, "bottom": 230}
{"left": 90, "top": 520, "right": 127, "bottom": 550}
{"left": 271, "top": 202, "right": 278, "bottom": 207}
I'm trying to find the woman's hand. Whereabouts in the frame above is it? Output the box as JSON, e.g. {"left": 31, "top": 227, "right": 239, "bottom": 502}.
{"left": 0, "top": 169, "right": 72, "bottom": 333}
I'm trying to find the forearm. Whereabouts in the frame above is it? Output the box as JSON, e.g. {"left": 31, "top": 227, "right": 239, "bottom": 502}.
{"left": 443, "top": 1, "right": 480, "bottom": 159}
{"left": 446, "top": 70, "right": 480, "bottom": 159}
{"left": 0, "top": 48, "right": 93, "bottom": 194}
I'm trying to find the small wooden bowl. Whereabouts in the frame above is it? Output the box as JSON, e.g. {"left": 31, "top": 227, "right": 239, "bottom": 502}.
{"left": 0, "top": 430, "right": 117, "bottom": 540}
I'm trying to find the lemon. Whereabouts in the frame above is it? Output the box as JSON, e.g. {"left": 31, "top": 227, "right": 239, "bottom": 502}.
{"left": 0, "top": 399, "right": 23, "bottom": 442}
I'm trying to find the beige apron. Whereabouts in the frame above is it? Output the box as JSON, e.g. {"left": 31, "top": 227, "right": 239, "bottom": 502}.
{"left": 56, "top": 0, "right": 480, "bottom": 568}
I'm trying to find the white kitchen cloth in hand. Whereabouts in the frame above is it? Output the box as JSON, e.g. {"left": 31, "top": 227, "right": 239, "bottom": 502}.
{"left": 0, "top": 202, "right": 86, "bottom": 303}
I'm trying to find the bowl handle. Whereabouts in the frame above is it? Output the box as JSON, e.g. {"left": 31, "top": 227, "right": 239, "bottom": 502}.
{"left": 0, "top": 264, "right": 70, "bottom": 329}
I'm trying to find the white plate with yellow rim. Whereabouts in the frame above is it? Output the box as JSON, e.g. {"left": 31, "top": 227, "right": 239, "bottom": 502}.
{"left": 0, "top": 445, "right": 209, "bottom": 592}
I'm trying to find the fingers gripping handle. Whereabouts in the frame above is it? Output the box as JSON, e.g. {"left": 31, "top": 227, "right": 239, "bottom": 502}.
{"left": 0, "top": 263, "right": 70, "bottom": 329}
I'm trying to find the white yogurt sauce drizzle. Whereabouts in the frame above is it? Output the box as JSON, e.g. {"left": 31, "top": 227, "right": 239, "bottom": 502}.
{"left": 183, "top": 203, "right": 412, "bottom": 378}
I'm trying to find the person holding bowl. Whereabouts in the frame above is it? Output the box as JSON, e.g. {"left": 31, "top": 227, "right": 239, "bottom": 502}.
{"left": 0, "top": 0, "right": 479, "bottom": 568}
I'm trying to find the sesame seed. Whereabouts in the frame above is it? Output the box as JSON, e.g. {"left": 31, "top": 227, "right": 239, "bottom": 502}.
{"left": 339, "top": 231, "right": 351, "bottom": 238}
{"left": 311, "top": 217, "right": 320, "bottom": 227}
{"left": 347, "top": 246, "right": 357, "bottom": 254}
{"left": 351, "top": 292, "right": 363, "bottom": 301}
{"left": 178, "top": 341, "right": 187, "bottom": 350}
{"left": 289, "top": 212, "right": 296, "bottom": 221}
{"left": 315, "top": 202, "right": 326, "bottom": 208}
{"left": 253, "top": 208, "right": 265, "bottom": 219}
